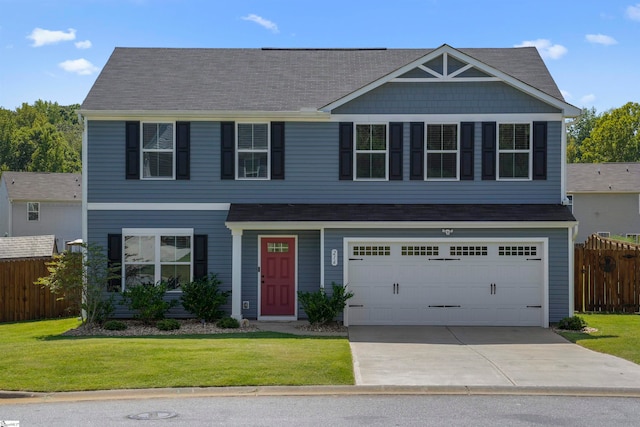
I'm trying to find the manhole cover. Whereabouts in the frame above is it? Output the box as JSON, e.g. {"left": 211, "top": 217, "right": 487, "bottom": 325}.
{"left": 127, "top": 411, "right": 178, "bottom": 420}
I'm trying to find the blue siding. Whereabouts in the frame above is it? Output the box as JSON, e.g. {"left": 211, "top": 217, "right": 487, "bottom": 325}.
{"left": 87, "top": 120, "right": 562, "bottom": 204}
{"left": 333, "top": 82, "right": 561, "bottom": 115}
{"left": 323, "top": 227, "right": 570, "bottom": 323}
{"left": 240, "top": 230, "right": 320, "bottom": 319}
{"left": 88, "top": 210, "right": 231, "bottom": 318}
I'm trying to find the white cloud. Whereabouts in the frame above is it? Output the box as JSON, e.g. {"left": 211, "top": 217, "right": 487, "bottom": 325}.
{"left": 626, "top": 3, "right": 640, "bottom": 21}
{"left": 242, "top": 14, "right": 279, "bottom": 33}
{"left": 58, "top": 58, "right": 98, "bottom": 75}
{"left": 75, "top": 40, "right": 92, "bottom": 49}
{"left": 580, "top": 94, "right": 596, "bottom": 105}
{"left": 514, "top": 39, "right": 568, "bottom": 60}
{"left": 27, "top": 28, "right": 76, "bottom": 47}
{"left": 585, "top": 34, "right": 617, "bottom": 46}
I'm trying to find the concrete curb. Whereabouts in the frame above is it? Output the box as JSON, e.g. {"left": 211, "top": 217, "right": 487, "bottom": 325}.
{"left": 3, "top": 385, "right": 640, "bottom": 404}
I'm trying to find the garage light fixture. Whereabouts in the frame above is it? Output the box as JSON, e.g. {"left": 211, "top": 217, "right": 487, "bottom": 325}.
{"left": 441, "top": 228, "right": 454, "bottom": 236}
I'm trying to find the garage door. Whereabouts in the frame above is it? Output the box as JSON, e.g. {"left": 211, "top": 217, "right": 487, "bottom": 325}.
{"left": 346, "top": 241, "right": 544, "bottom": 326}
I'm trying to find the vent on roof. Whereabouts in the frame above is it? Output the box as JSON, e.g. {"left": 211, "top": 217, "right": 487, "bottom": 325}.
{"left": 260, "top": 47, "right": 387, "bottom": 51}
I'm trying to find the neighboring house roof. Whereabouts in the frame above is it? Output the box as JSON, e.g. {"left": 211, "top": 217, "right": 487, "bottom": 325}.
{"left": 0, "top": 235, "right": 58, "bottom": 260}
{"left": 566, "top": 163, "right": 640, "bottom": 193}
{"left": 226, "top": 204, "right": 576, "bottom": 223}
{"left": 1, "top": 171, "right": 82, "bottom": 202}
{"left": 81, "top": 45, "right": 570, "bottom": 113}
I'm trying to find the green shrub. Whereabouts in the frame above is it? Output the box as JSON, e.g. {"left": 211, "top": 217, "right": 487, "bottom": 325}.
{"left": 156, "top": 319, "right": 181, "bottom": 331}
{"left": 216, "top": 317, "right": 240, "bottom": 329}
{"left": 298, "top": 282, "right": 354, "bottom": 325}
{"left": 121, "top": 282, "right": 178, "bottom": 325}
{"left": 558, "top": 315, "right": 587, "bottom": 330}
{"left": 102, "top": 320, "right": 127, "bottom": 331}
{"left": 180, "top": 274, "right": 231, "bottom": 322}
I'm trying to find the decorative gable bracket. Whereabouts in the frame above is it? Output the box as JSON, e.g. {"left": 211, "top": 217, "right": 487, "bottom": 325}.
{"left": 391, "top": 51, "right": 500, "bottom": 83}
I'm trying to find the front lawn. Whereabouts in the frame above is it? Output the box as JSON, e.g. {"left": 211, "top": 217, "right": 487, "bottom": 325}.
{"left": 0, "top": 318, "right": 354, "bottom": 392}
{"left": 557, "top": 313, "right": 640, "bottom": 364}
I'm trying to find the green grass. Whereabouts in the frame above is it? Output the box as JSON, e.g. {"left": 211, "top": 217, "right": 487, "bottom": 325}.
{"left": 0, "top": 318, "right": 354, "bottom": 392}
{"left": 557, "top": 313, "right": 640, "bottom": 364}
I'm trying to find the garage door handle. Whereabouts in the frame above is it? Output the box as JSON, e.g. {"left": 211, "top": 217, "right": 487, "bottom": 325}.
{"left": 428, "top": 258, "right": 461, "bottom": 261}
{"left": 349, "top": 304, "right": 364, "bottom": 308}
{"left": 349, "top": 258, "right": 364, "bottom": 261}
{"left": 527, "top": 258, "right": 542, "bottom": 261}
{"left": 527, "top": 305, "right": 542, "bottom": 308}
{"left": 428, "top": 305, "right": 461, "bottom": 308}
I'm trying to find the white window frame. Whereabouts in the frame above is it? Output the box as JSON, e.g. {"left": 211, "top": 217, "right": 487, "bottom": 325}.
{"left": 122, "top": 228, "right": 193, "bottom": 292}
{"left": 354, "top": 123, "right": 389, "bottom": 181}
{"left": 141, "top": 122, "right": 176, "bottom": 180}
{"left": 497, "top": 122, "right": 532, "bottom": 181}
{"left": 425, "top": 123, "right": 459, "bottom": 181}
{"left": 597, "top": 231, "right": 610, "bottom": 238}
{"left": 566, "top": 195, "right": 573, "bottom": 213}
{"left": 625, "top": 233, "right": 640, "bottom": 244}
{"left": 27, "top": 202, "right": 39, "bottom": 222}
{"left": 236, "top": 122, "right": 270, "bottom": 180}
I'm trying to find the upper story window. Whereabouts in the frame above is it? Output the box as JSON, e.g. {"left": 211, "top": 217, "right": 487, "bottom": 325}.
{"left": 426, "top": 124, "right": 458, "bottom": 180}
{"left": 142, "top": 122, "right": 174, "bottom": 179}
{"left": 123, "top": 229, "right": 192, "bottom": 291}
{"left": 566, "top": 195, "right": 573, "bottom": 213}
{"left": 237, "top": 123, "right": 269, "bottom": 179}
{"left": 27, "top": 202, "right": 39, "bottom": 221}
{"left": 498, "top": 123, "right": 531, "bottom": 180}
{"left": 355, "top": 124, "right": 387, "bottom": 180}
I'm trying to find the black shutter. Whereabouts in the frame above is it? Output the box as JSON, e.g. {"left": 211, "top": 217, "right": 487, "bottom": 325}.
{"left": 481, "top": 122, "right": 496, "bottom": 180}
{"left": 221, "top": 122, "right": 235, "bottom": 180}
{"left": 271, "top": 122, "right": 285, "bottom": 180}
{"left": 533, "top": 121, "right": 547, "bottom": 180}
{"left": 193, "top": 234, "right": 208, "bottom": 280}
{"left": 409, "top": 122, "right": 424, "bottom": 180}
{"left": 176, "top": 121, "right": 190, "bottom": 180}
{"left": 125, "top": 121, "right": 140, "bottom": 179}
{"left": 389, "top": 122, "right": 403, "bottom": 180}
{"left": 460, "top": 122, "right": 475, "bottom": 181}
{"left": 339, "top": 122, "right": 353, "bottom": 180}
{"left": 107, "top": 234, "right": 122, "bottom": 292}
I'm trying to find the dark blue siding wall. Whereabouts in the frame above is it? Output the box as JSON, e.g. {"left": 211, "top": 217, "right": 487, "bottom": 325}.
{"left": 323, "top": 227, "right": 570, "bottom": 322}
{"left": 88, "top": 210, "right": 231, "bottom": 318}
{"left": 239, "top": 230, "right": 320, "bottom": 319}
{"left": 333, "top": 81, "right": 562, "bottom": 114}
{"left": 87, "top": 120, "right": 563, "bottom": 205}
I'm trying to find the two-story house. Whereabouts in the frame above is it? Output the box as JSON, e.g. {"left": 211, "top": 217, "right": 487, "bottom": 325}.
{"left": 567, "top": 162, "right": 640, "bottom": 243}
{"left": 0, "top": 171, "right": 82, "bottom": 249}
{"left": 80, "top": 44, "right": 580, "bottom": 327}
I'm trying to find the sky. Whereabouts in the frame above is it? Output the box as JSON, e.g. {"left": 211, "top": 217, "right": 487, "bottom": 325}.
{"left": 1, "top": 0, "right": 639, "bottom": 113}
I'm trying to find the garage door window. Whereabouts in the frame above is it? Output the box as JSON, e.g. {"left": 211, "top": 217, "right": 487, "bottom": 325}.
{"left": 401, "top": 245, "right": 439, "bottom": 256}
{"left": 498, "top": 245, "right": 537, "bottom": 256}
{"left": 450, "top": 246, "right": 488, "bottom": 256}
{"left": 353, "top": 245, "right": 390, "bottom": 256}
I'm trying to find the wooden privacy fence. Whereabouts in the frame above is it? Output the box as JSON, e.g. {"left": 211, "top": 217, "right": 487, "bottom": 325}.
{"left": 575, "top": 234, "right": 640, "bottom": 313}
{"left": 0, "top": 258, "right": 76, "bottom": 322}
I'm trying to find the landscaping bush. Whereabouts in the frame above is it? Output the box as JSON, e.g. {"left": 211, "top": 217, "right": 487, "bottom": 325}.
{"left": 121, "top": 282, "right": 178, "bottom": 325}
{"left": 216, "top": 317, "right": 240, "bottom": 329}
{"left": 156, "top": 319, "right": 181, "bottom": 331}
{"left": 180, "top": 274, "right": 231, "bottom": 322}
{"left": 558, "top": 315, "right": 587, "bottom": 330}
{"left": 102, "top": 320, "right": 127, "bottom": 331}
{"left": 298, "top": 282, "right": 354, "bottom": 325}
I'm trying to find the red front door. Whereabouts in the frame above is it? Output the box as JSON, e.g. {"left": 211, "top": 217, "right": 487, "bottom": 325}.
{"left": 260, "top": 237, "right": 296, "bottom": 316}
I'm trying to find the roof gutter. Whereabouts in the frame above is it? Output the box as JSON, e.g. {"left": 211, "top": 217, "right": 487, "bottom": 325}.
{"left": 78, "top": 109, "right": 331, "bottom": 121}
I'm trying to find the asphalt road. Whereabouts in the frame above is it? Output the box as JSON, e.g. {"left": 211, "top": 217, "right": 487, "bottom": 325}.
{"left": 2, "top": 394, "right": 640, "bottom": 426}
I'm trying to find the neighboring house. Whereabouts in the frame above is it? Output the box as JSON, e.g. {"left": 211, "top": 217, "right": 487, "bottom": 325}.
{"left": 0, "top": 172, "right": 82, "bottom": 249}
{"left": 80, "top": 44, "right": 580, "bottom": 327}
{"left": 0, "top": 234, "right": 58, "bottom": 260}
{"left": 567, "top": 162, "right": 640, "bottom": 243}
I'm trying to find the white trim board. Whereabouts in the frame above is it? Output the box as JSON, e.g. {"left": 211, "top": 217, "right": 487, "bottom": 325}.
{"left": 88, "top": 203, "right": 230, "bottom": 211}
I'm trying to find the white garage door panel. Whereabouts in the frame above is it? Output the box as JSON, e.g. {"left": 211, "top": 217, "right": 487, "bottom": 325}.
{"left": 347, "top": 241, "right": 544, "bottom": 326}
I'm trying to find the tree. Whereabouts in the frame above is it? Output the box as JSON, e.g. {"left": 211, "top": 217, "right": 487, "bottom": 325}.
{"left": 35, "top": 244, "right": 120, "bottom": 326}
{"left": 566, "top": 107, "right": 599, "bottom": 163}
{"left": 580, "top": 102, "right": 640, "bottom": 163}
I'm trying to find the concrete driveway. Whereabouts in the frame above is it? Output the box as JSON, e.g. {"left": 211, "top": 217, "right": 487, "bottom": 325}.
{"left": 349, "top": 326, "right": 640, "bottom": 388}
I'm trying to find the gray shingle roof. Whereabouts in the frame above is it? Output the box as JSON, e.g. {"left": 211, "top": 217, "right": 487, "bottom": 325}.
{"left": 0, "top": 235, "right": 57, "bottom": 260}
{"left": 82, "top": 46, "right": 565, "bottom": 112}
{"left": 566, "top": 163, "right": 640, "bottom": 193}
{"left": 1, "top": 172, "right": 82, "bottom": 202}
{"left": 226, "top": 204, "right": 576, "bottom": 223}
